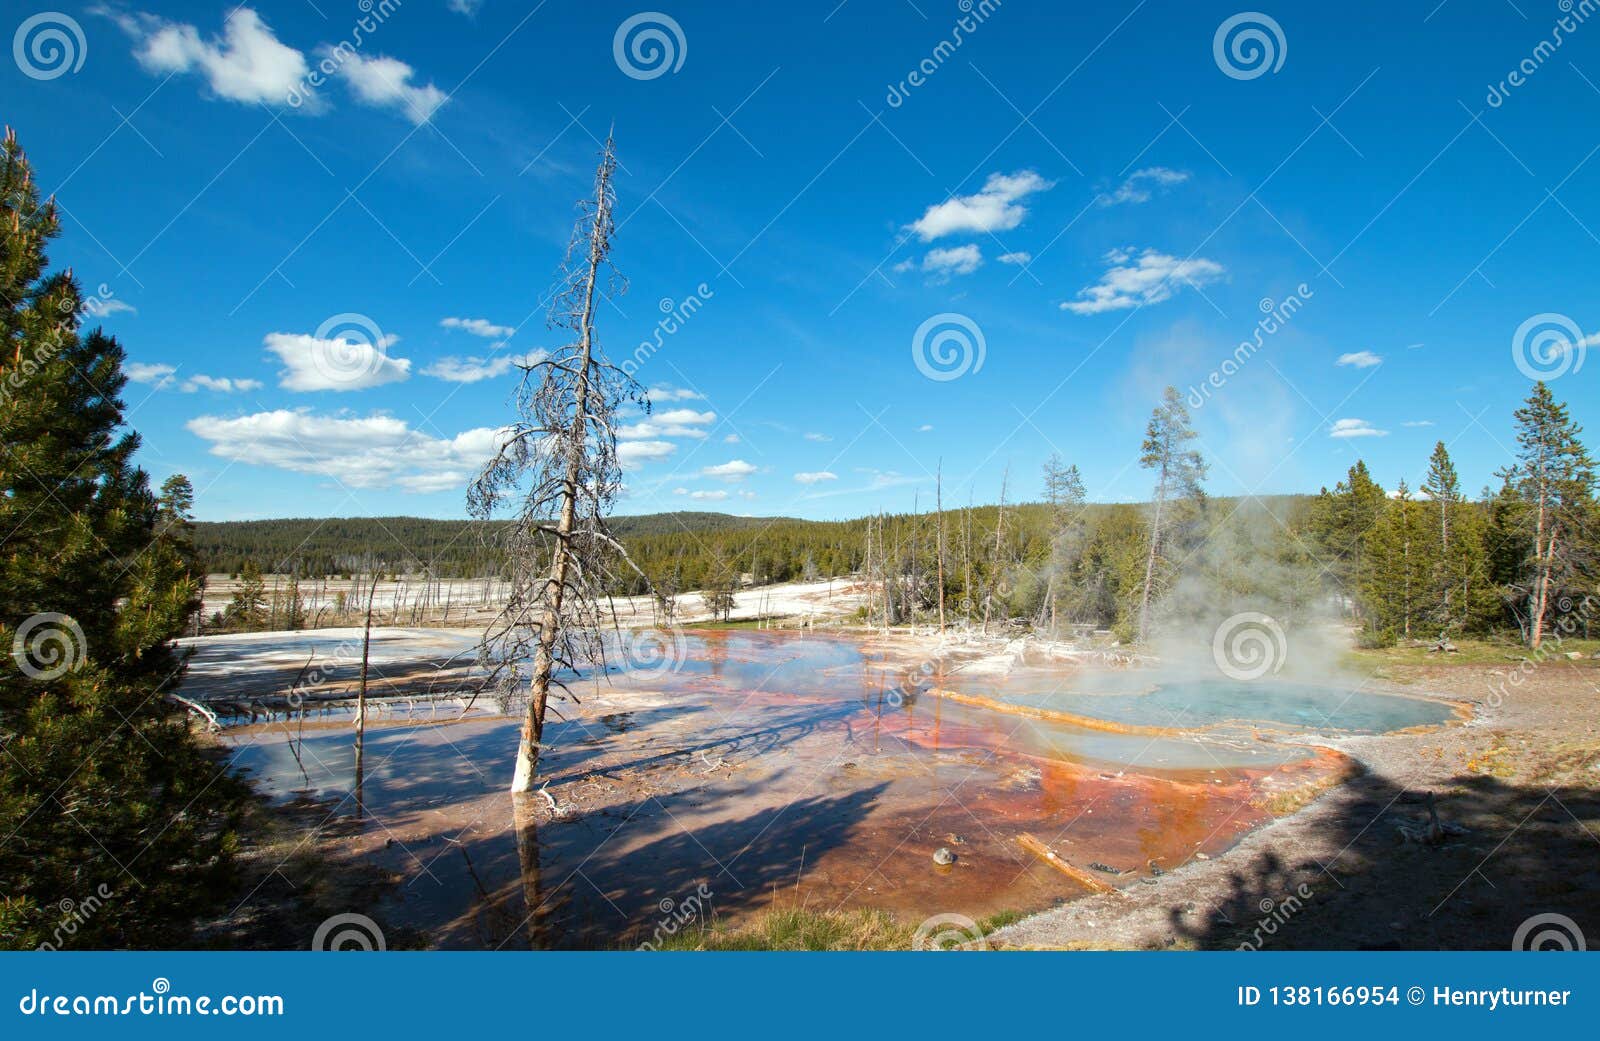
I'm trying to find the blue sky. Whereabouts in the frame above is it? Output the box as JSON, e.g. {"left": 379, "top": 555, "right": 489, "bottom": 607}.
{"left": 7, "top": 0, "right": 1598, "bottom": 521}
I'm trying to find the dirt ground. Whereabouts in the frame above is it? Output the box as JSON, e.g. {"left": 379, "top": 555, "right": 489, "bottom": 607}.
{"left": 992, "top": 653, "right": 1600, "bottom": 950}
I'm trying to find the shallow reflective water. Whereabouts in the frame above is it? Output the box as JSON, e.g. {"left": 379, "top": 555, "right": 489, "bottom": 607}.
{"left": 205, "top": 628, "right": 1456, "bottom": 948}
{"left": 947, "top": 671, "right": 1455, "bottom": 735}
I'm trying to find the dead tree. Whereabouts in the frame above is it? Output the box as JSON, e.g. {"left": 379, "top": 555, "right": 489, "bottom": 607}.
{"left": 469, "top": 135, "right": 646, "bottom": 794}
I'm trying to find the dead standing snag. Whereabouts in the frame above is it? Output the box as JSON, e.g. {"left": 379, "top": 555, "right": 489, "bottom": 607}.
{"left": 469, "top": 135, "right": 647, "bottom": 794}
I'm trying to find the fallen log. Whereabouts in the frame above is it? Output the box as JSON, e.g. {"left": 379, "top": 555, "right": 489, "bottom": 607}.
{"left": 1019, "top": 832, "right": 1123, "bottom": 896}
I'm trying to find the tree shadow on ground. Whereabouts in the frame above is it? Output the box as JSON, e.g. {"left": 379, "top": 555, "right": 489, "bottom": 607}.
{"left": 1169, "top": 768, "right": 1600, "bottom": 950}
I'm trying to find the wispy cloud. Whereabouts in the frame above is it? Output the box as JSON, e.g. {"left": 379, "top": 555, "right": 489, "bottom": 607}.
{"left": 619, "top": 409, "right": 717, "bottom": 439}
{"left": 1337, "top": 350, "right": 1383, "bottom": 368}
{"left": 1099, "top": 166, "right": 1189, "bottom": 206}
{"left": 793, "top": 471, "right": 837, "bottom": 485}
{"left": 1329, "top": 418, "right": 1388, "bottom": 439}
{"left": 1061, "top": 248, "right": 1224, "bottom": 315}
{"left": 440, "top": 317, "right": 514, "bottom": 339}
{"left": 422, "top": 350, "right": 543, "bottom": 383}
{"left": 701, "top": 459, "right": 758, "bottom": 482}
{"left": 997, "top": 251, "right": 1031, "bottom": 266}
{"left": 1401, "top": 420, "right": 1435, "bottom": 427}
{"left": 618, "top": 440, "right": 676, "bottom": 469}
{"left": 332, "top": 50, "right": 447, "bottom": 125}
{"left": 909, "top": 170, "right": 1053, "bottom": 241}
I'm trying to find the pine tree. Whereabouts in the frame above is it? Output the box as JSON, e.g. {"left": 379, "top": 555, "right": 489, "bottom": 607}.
{"left": 1136, "top": 387, "right": 1206, "bottom": 640}
{"left": 1040, "top": 453, "right": 1086, "bottom": 634}
{"left": 0, "top": 129, "right": 243, "bottom": 948}
{"left": 1505, "top": 382, "right": 1595, "bottom": 647}
{"left": 226, "top": 560, "right": 267, "bottom": 631}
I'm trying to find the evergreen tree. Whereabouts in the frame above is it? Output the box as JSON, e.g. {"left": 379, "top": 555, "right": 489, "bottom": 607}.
{"left": 0, "top": 129, "right": 243, "bottom": 948}
{"left": 1360, "top": 481, "right": 1428, "bottom": 644}
{"left": 225, "top": 560, "right": 267, "bottom": 631}
{"left": 1308, "top": 460, "right": 1387, "bottom": 617}
{"left": 1136, "top": 387, "right": 1206, "bottom": 640}
{"left": 1504, "top": 382, "right": 1595, "bottom": 647}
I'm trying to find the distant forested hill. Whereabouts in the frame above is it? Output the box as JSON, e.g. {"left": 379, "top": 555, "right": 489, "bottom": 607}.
{"left": 193, "top": 498, "right": 1316, "bottom": 594}
{"left": 193, "top": 511, "right": 794, "bottom": 577}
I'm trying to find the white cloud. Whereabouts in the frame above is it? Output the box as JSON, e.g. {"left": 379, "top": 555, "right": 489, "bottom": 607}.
{"left": 182, "top": 374, "right": 263, "bottom": 393}
{"left": 997, "top": 251, "right": 1031, "bottom": 266}
{"left": 918, "top": 244, "right": 982, "bottom": 279}
{"left": 618, "top": 440, "right": 676, "bottom": 468}
{"left": 723, "top": 433, "right": 741, "bottom": 444}
{"left": 126, "top": 362, "right": 176, "bottom": 387}
{"left": 1401, "top": 420, "right": 1436, "bottom": 428}
{"left": 119, "top": 9, "right": 309, "bottom": 105}
{"left": 1329, "top": 418, "right": 1388, "bottom": 439}
{"left": 1100, "top": 166, "right": 1189, "bottom": 206}
{"left": 333, "top": 50, "right": 447, "bottom": 124}
{"left": 794, "top": 471, "right": 837, "bottom": 485}
{"left": 422, "top": 350, "right": 543, "bottom": 384}
{"left": 702, "top": 459, "right": 757, "bottom": 482}
{"left": 1337, "top": 351, "right": 1383, "bottom": 368}
{"left": 1060, "top": 248, "right": 1224, "bottom": 315}
{"left": 440, "top": 317, "right": 515, "bottom": 339}
{"left": 674, "top": 488, "right": 728, "bottom": 501}
{"left": 803, "top": 431, "right": 833, "bottom": 442}
{"left": 909, "top": 170, "right": 1053, "bottom": 241}
{"left": 647, "top": 384, "right": 705, "bottom": 403}
{"left": 618, "top": 409, "right": 717, "bottom": 439}
{"left": 265, "top": 331, "right": 411, "bottom": 391}
{"left": 447, "top": 0, "right": 484, "bottom": 14}
{"left": 186, "top": 409, "right": 503, "bottom": 493}
{"left": 917, "top": 423, "right": 933, "bottom": 432}
{"left": 84, "top": 298, "right": 137, "bottom": 318}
